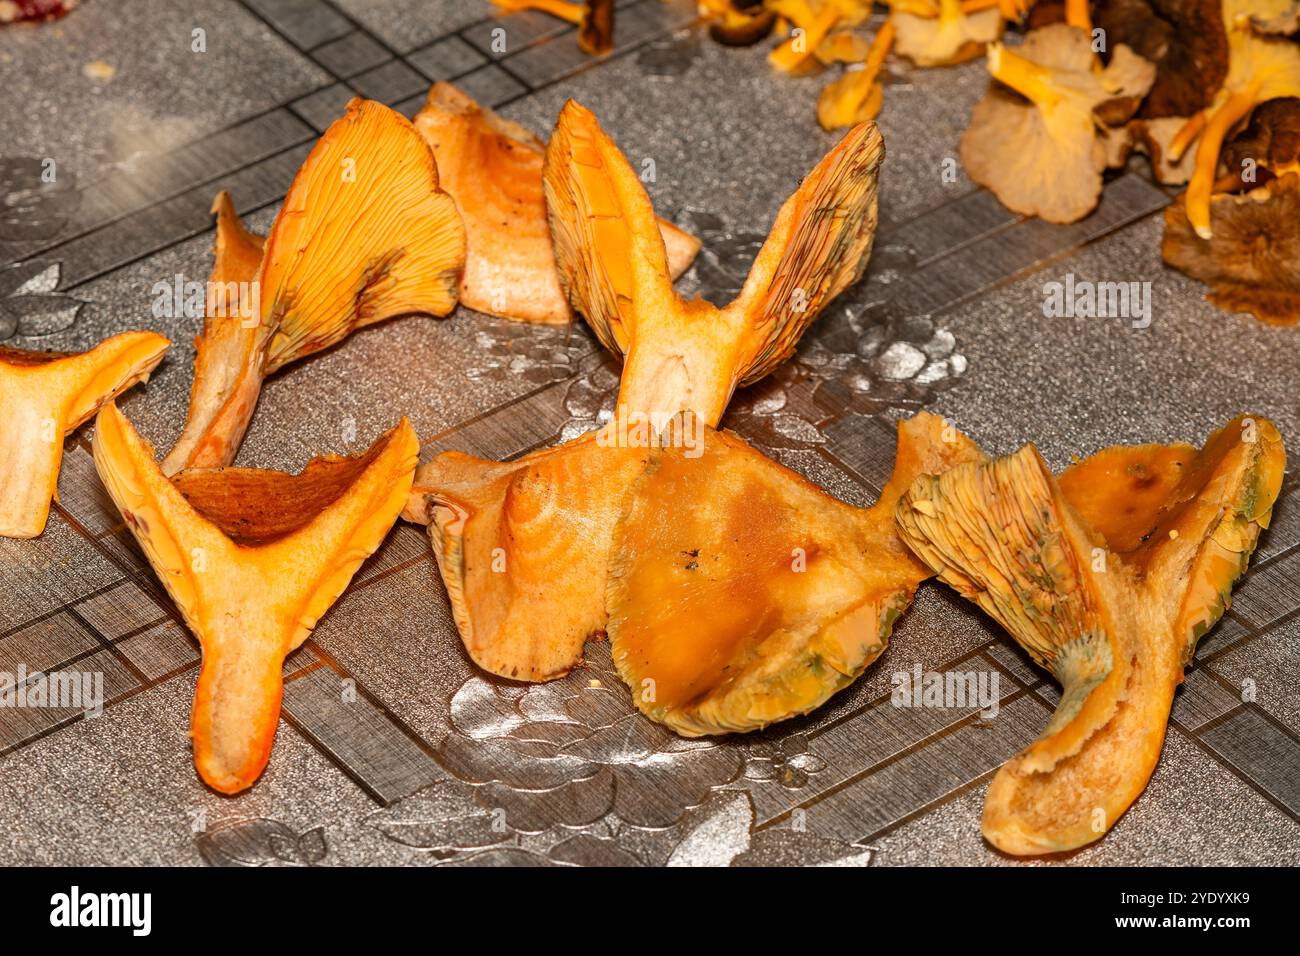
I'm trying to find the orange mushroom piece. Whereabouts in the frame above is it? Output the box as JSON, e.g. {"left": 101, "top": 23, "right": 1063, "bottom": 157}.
{"left": 1180, "top": 18, "right": 1300, "bottom": 238}
{"left": 406, "top": 101, "right": 886, "bottom": 683}
{"left": 411, "top": 82, "right": 699, "bottom": 324}
{"left": 95, "top": 404, "right": 419, "bottom": 793}
{"left": 892, "top": 0, "right": 1002, "bottom": 67}
{"left": 961, "top": 24, "right": 1155, "bottom": 222}
{"left": 0, "top": 332, "right": 169, "bottom": 538}
{"left": 896, "top": 415, "right": 1286, "bottom": 854}
{"left": 818, "top": 20, "right": 894, "bottom": 129}
{"left": 163, "top": 98, "right": 465, "bottom": 475}
{"left": 493, "top": 0, "right": 614, "bottom": 54}
{"left": 609, "top": 411, "right": 984, "bottom": 736}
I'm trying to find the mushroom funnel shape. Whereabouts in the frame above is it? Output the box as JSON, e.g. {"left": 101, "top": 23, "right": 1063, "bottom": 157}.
{"left": 162, "top": 98, "right": 466, "bottom": 475}
{"left": 895, "top": 415, "right": 1285, "bottom": 854}
{"left": 94, "top": 404, "right": 418, "bottom": 793}
{"left": 608, "top": 411, "right": 985, "bottom": 736}
{"left": 406, "top": 102, "right": 887, "bottom": 684}
{"left": 411, "top": 82, "right": 699, "bottom": 324}
{"left": 961, "top": 25, "right": 1156, "bottom": 223}
{"left": 0, "top": 332, "right": 169, "bottom": 538}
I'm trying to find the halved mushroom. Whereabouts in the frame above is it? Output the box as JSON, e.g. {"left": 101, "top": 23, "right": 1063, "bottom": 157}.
{"left": 896, "top": 415, "right": 1286, "bottom": 854}
{"left": 94, "top": 404, "right": 419, "bottom": 793}
{"left": 893, "top": 0, "right": 1002, "bottom": 68}
{"left": 162, "top": 98, "right": 465, "bottom": 475}
{"left": 0, "top": 332, "right": 169, "bottom": 538}
{"left": 608, "top": 412, "right": 984, "bottom": 736}
{"left": 411, "top": 82, "right": 699, "bottom": 325}
{"left": 961, "top": 24, "right": 1156, "bottom": 222}
{"left": 407, "top": 102, "right": 886, "bottom": 683}
{"left": 492, "top": 0, "right": 615, "bottom": 55}
{"left": 1162, "top": 170, "right": 1300, "bottom": 324}
{"left": 1178, "top": 20, "right": 1300, "bottom": 238}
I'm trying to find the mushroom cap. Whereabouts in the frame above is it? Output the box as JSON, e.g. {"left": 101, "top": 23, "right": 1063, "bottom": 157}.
{"left": 893, "top": 6, "right": 1003, "bottom": 67}
{"left": 1163, "top": 171, "right": 1300, "bottom": 324}
{"left": 961, "top": 25, "right": 1155, "bottom": 222}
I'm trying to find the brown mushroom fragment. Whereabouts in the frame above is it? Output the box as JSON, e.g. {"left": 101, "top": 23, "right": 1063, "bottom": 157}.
{"left": 95, "top": 404, "right": 419, "bottom": 793}
{"left": 896, "top": 416, "right": 1286, "bottom": 853}
{"left": 893, "top": 0, "right": 1002, "bottom": 67}
{"left": 608, "top": 412, "right": 984, "bottom": 736}
{"left": 411, "top": 82, "right": 699, "bottom": 324}
{"left": 1162, "top": 171, "right": 1300, "bottom": 324}
{"left": 0, "top": 332, "right": 169, "bottom": 538}
{"left": 1221, "top": 95, "right": 1300, "bottom": 185}
{"left": 163, "top": 98, "right": 466, "bottom": 475}
{"left": 1092, "top": 0, "right": 1229, "bottom": 118}
{"left": 406, "top": 102, "right": 886, "bottom": 683}
{"left": 960, "top": 25, "right": 1155, "bottom": 222}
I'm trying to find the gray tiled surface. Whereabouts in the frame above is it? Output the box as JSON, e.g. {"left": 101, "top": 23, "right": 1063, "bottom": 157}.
{"left": 1, "top": 0, "right": 1297, "bottom": 867}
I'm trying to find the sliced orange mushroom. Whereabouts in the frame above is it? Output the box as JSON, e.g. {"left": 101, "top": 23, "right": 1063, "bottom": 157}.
{"left": 608, "top": 412, "right": 984, "bottom": 736}
{"left": 1181, "top": 23, "right": 1300, "bottom": 238}
{"left": 411, "top": 82, "right": 699, "bottom": 325}
{"left": 892, "top": 0, "right": 1002, "bottom": 68}
{"left": 961, "top": 24, "right": 1155, "bottom": 222}
{"left": 1163, "top": 170, "right": 1300, "bottom": 324}
{"left": 94, "top": 404, "right": 418, "bottom": 793}
{"left": 406, "top": 102, "right": 886, "bottom": 683}
{"left": 0, "top": 332, "right": 169, "bottom": 539}
{"left": 162, "top": 97, "right": 465, "bottom": 475}
{"left": 896, "top": 415, "right": 1286, "bottom": 854}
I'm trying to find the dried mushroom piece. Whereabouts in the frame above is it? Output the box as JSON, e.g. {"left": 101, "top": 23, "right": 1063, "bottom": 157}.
{"left": 1093, "top": 0, "right": 1229, "bottom": 119}
{"left": 961, "top": 25, "right": 1156, "bottom": 222}
{"left": 411, "top": 82, "right": 699, "bottom": 324}
{"left": 1162, "top": 171, "right": 1300, "bottom": 324}
{"left": 608, "top": 412, "right": 984, "bottom": 736}
{"left": 896, "top": 415, "right": 1286, "bottom": 854}
{"left": 94, "top": 404, "right": 419, "bottom": 793}
{"left": 0, "top": 332, "right": 168, "bottom": 538}
{"left": 407, "top": 101, "right": 886, "bottom": 683}
{"left": 893, "top": 0, "right": 1002, "bottom": 67}
{"left": 1221, "top": 95, "right": 1300, "bottom": 183}
{"left": 1180, "top": 22, "right": 1300, "bottom": 238}
{"left": 163, "top": 98, "right": 465, "bottom": 475}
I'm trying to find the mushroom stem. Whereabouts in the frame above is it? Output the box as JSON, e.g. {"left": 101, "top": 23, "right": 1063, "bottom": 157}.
{"left": 1168, "top": 109, "right": 1208, "bottom": 163}
{"left": 986, "top": 42, "right": 1063, "bottom": 109}
{"left": 938, "top": 0, "right": 962, "bottom": 24}
{"left": 1187, "top": 88, "right": 1261, "bottom": 239}
{"left": 770, "top": 4, "right": 842, "bottom": 72}
{"left": 960, "top": 0, "right": 999, "bottom": 11}
{"left": 494, "top": 0, "right": 585, "bottom": 25}
{"left": 1064, "top": 0, "right": 1092, "bottom": 33}
{"left": 864, "top": 19, "right": 896, "bottom": 78}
